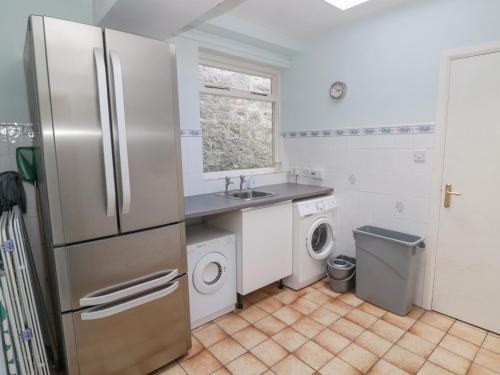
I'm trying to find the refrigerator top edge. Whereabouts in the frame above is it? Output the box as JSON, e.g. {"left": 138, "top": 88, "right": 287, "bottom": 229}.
{"left": 28, "top": 15, "right": 178, "bottom": 44}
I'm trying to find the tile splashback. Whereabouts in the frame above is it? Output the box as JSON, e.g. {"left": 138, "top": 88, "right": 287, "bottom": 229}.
{"left": 281, "top": 125, "right": 436, "bottom": 306}
{"left": 180, "top": 123, "right": 434, "bottom": 199}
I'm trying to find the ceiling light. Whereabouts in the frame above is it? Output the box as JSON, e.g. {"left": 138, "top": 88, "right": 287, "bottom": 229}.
{"left": 324, "top": 0, "right": 372, "bottom": 11}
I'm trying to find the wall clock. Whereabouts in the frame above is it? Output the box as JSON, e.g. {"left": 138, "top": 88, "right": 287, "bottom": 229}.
{"left": 330, "top": 81, "right": 347, "bottom": 99}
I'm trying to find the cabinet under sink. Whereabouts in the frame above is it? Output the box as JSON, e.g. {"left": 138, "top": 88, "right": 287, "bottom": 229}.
{"left": 207, "top": 201, "right": 293, "bottom": 295}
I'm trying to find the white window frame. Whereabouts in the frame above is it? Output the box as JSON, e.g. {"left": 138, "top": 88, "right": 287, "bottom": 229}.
{"left": 199, "top": 53, "right": 281, "bottom": 180}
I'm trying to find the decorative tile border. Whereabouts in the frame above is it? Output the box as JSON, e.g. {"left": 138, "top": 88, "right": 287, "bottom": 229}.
{"left": 281, "top": 124, "right": 435, "bottom": 138}
{"left": 3, "top": 124, "right": 433, "bottom": 140}
{"left": 0, "top": 122, "right": 35, "bottom": 142}
{"left": 180, "top": 129, "right": 202, "bottom": 137}
{"left": 2, "top": 123, "right": 203, "bottom": 140}
{"left": 1, "top": 124, "right": 205, "bottom": 139}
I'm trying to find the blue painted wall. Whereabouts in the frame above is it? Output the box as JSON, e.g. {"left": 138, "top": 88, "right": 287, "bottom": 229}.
{"left": 0, "top": 0, "right": 93, "bottom": 123}
{"left": 282, "top": 0, "right": 500, "bottom": 131}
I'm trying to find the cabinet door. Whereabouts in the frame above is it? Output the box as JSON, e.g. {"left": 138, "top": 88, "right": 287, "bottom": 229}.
{"left": 104, "top": 29, "right": 184, "bottom": 233}
{"left": 43, "top": 18, "right": 119, "bottom": 244}
{"left": 241, "top": 202, "right": 293, "bottom": 294}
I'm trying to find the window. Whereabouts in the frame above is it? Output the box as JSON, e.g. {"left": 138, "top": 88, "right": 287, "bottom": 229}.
{"left": 199, "top": 55, "right": 280, "bottom": 177}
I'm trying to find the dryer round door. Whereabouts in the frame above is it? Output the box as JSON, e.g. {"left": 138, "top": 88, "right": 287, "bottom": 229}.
{"left": 193, "top": 252, "right": 228, "bottom": 295}
{"left": 306, "top": 218, "right": 335, "bottom": 260}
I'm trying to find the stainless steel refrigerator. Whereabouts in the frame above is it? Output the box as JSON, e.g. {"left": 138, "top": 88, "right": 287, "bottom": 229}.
{"left": 24, "top": 16, "right": 190, "bottom": 374}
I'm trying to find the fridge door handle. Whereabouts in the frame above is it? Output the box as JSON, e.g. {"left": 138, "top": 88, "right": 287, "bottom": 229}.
{"left": 110, "top": 50, "right": 131, "bottom": 215}
{"left": 79, "top": 269, "right": 178, "bottom": 307}
{"left": 81, "top": 281, "right": 179, "bottom": 321}
{"left": 94, "top": 48, "right": 116, "bottom": 217}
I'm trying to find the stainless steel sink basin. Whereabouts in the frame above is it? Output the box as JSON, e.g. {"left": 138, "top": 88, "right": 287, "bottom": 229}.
{"left": 216, "top": 190, "right": 275, "bottom": 200}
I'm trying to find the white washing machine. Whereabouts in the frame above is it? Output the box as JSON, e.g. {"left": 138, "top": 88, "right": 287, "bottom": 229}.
{"left": 186, "top": 224, "right": 236, "bottom": 328}
{"left": 284, "top": 195, "right": 337, "bottom": 290}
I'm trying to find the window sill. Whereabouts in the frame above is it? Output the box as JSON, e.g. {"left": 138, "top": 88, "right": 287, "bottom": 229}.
{"left": 203, "top": 167, "right": 282, "bottom": 181}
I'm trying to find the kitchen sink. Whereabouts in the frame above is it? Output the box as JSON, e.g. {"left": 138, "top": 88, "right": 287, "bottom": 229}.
{"left": 216, "top": 190, "right": 275, "bottom": 200}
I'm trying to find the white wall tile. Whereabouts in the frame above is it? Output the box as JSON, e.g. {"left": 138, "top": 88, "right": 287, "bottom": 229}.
{"left": 348, "top": 135, "right": 375, "bottom": 149}
{"left": 372, "top": 134, "right": 396, "bottom": 149}
{"left": 282, "top": 132, "right": 436, "bottom": 306}
{"left": 182, "top": 132, "right": 435, "bottom": 305}
{"left": 391, "top": 134, "right": 414, "bottom": 149}
{"left": 0, "top": 140, "right": 9, "bottom": 156}
{"left": 413, "top": 134, "right": 435, "bottom": 149}
{"left": 0, "top": 155, "right": 10, "bottom": 171}
{"left": 23, "top": 182, "right": 38, "bottom": 218}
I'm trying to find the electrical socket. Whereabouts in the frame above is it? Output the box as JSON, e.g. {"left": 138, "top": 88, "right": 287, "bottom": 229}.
{"left": 301, "top": 168, "right": 324, "bottom": 179}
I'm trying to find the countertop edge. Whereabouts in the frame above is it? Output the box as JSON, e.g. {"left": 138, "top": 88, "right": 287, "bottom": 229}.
{"left": 184, "top": 183, "right": 333, "bottom": 219}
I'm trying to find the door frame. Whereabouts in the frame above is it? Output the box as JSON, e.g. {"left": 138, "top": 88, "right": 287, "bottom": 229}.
{"left": 422, "top": 41, "right": 500, "bottom": 310}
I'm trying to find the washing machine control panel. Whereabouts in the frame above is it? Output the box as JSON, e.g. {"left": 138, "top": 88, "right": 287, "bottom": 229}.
{"left": 297, "top": 196, "right": 337, "bottom": 217}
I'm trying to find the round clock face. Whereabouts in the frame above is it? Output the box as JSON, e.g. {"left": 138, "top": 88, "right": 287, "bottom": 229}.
{"left": 330, "top": 82, "right": 347, "bottom": 99}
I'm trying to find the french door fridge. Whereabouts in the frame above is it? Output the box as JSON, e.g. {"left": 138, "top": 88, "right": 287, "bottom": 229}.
{"left": 25, "top": 16, "right": 190, "bottom": 375}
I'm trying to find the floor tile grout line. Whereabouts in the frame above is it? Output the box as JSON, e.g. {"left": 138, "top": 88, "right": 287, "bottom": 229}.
{"left": 462, "top": 324, "right": 487, "bottom": 375}
{"left": 357, "top": 314, "right": 399, "bottom": 374}
{"left": 416, "top": 311, "right": 470, "bottom": 375}
{"left": 317, "top": 301, "right": 396, "bottom": 373}
{"left": 178, "top": 281, "right": 500, "bottom": 375}
{"left": 405, "top": 317, "right": 431, "bottom": 373}
{"left": 265, "top": 284, "right": 344, "bottom": 372}
{"left": 364, "top": 310, "right": 442, "bottom": 374}
{"left": 339, "top": 308, "right": 438, "bottom": 373}
{"left": 472, "top": 346, "right": 500, "bottom": 374}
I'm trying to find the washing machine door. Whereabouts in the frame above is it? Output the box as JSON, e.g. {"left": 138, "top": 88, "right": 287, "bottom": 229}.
{"left": 193, "top": 252, "right": 228, "bottom": 295}
{"left": 306, "top": 218, "right": 335, "bottom": 260}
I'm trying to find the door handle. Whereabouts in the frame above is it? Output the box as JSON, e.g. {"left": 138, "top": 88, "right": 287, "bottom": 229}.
{"left": 94, "top": 48, "right": 116, "bottom": 217}
{"left": 79, "top": 269, "right": 178, "bottom": 307}
{"left": 444, "top": 184, "right": 462, "bottom": 208}
{"left": 110, "top": 50, "right": 131, "bottom": 215}
{"left": 80, "top": 281, "right": 179, "bottom": 321}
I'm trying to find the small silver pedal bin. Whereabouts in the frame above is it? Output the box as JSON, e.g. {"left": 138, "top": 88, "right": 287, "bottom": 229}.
{"left": 327, "top": 255, "right": 356, "bottom": 293}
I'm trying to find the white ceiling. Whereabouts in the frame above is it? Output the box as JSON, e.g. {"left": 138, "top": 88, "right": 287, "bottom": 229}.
{"left": 226, "top": 0, "right": 414, "bottom": 40}
{"left": 96, "top": 0, "right": 226, "bottom": 39}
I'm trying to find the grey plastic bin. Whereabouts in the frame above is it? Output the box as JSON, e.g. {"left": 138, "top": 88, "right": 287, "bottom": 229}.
{"left": 353, "top": 226, "right": 424, "bottom": 316}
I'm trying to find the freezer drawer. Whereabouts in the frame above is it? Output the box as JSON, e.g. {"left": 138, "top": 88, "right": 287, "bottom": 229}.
{"left": 55, "top": 223, "right": 186, "bottom": 311}
{"left": 62, "top": 275, "right": 190, "bottom": 375}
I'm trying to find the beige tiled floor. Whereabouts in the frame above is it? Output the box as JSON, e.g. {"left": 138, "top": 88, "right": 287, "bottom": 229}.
{"left": 158, "top": 279, "right": 500, "bottom": 375}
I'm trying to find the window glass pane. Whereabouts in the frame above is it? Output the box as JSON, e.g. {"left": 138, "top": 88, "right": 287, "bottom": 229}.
{"left": 200, "top": 93, "right": 273, "bottom": 173}
{"left": 199, "top": 65, "right": 271, "bottom": 94}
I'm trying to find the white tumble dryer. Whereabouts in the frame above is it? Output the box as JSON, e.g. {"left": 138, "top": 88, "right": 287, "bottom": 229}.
{"left": 186, "top": 224, "right": 236, "bottom": 328}
{"left": 284, "top": 195, "right": 337, "bottom": 290}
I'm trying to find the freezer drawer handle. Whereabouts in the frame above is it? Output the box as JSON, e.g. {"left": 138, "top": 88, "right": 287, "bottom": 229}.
{"left": 110, "top": 50, "right": 131, "bottom": 215}
{"left": 94, "top": 48, "right": 116, "bottom": 217}
{"left": 79, "top": 269, "right": 178, "bottom": 307}
{"left": 81, "top": 281, "right": 179, "bottom": 321}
